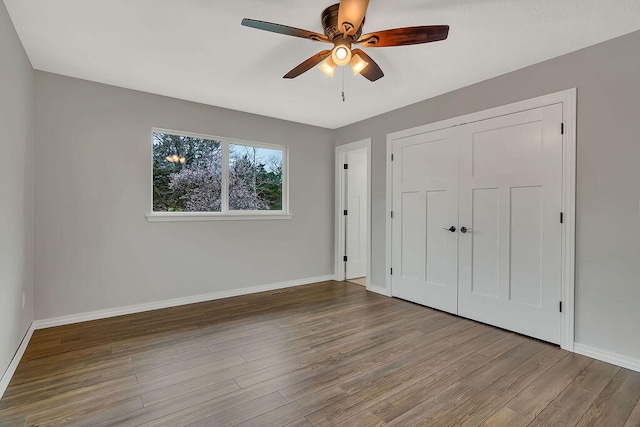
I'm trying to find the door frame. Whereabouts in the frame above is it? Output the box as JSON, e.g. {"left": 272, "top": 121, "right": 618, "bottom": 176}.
{"left": 335, "top": 139, "right": 372, "bottom": 288}
{"left": 385, "top": 88, "right": 577, "bottom": 351}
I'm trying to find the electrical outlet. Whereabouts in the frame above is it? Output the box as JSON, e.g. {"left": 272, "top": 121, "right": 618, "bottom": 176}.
{"left": 22, "top": 292, "right": 25, "bottom": 309}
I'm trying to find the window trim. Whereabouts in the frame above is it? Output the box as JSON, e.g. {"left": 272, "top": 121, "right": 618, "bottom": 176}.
{"left": 147, "top": 128, "right": 290, "bottom": 222}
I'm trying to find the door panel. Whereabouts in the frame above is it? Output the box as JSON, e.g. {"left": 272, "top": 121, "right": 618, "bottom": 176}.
{"left": 472, "top": 121, "right": 543, "bottom": 177}
{"left": 392, "top": 129, "right": 459, "bottom": 314}
{"left": 402, "top": 138, "right": 454, "bottom": 181}
{"left": 509, "top": 186, "right": 543, "bottom": 307}
{"left": 458, "top": 104, "right": 563, "bottom": 344}
{"left": 400, "top": 191, "right": 425, "bottom": 281}
{"left": 426, "top": 191, "right": 448, "bottom": 286}
{"left": 471, "top": 188, "right": 500, "bottom": 298}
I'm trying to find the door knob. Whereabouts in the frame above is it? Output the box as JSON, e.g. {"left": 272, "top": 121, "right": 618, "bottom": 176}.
{"left": 442, "top": 226, "right": 456, "bottom": 232}
{"left": 460, "top": 226, "right": 470, "bottom": 233}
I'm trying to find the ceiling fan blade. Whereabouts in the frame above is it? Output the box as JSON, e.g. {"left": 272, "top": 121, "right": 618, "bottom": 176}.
{"left": 351, "top": 49, "right": 384, "bottom": 82}
{"left": 357, "top": 25, "right": 449, "bottom": 47}
{"left": 337, "top": 0, "right": 370, "bottom": 35}
{"left": 283, "top": 50, "right": 332, "bottom": 79}
{"left": 241, "top": 19, "right": 329, "bottom": 43}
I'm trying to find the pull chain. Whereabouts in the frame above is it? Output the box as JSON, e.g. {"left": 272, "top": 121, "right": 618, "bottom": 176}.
{"left": 341, "top": 66, "right": 346, "bottom": 102}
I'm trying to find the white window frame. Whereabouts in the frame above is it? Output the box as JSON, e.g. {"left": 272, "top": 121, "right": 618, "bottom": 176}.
{"left": 147, "top": 128, "right": 291, "bottom": 222}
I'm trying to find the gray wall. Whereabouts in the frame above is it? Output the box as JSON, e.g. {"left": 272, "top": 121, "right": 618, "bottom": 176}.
{"left": 0, "top": 0, "right": 34, "bottom": 378}
{"left": 34, "top": 72, "right": 335, "bottom": 319}
{"left": 335, "top": 30, "right": 640, "bottom": 360}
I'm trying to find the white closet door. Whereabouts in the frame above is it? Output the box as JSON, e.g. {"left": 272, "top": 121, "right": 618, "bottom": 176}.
{"left": 391, "top": 128, "right": 459, "bottom": 314}
{"left": 457, "top": 104, "right": 564, "bottom": 343}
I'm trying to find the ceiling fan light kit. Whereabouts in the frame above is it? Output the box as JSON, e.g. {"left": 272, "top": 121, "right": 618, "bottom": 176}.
{"left": 331, "top": 42, "right": 352, "bottom": 66}
{"left": 319, "top": 57, "right": 337, "bottom": 77}
{"left": 349, "top": 54, "right": 369, "bottom": 76}
{"left": 241, "top": 0, "right": 449, "bottom": 82}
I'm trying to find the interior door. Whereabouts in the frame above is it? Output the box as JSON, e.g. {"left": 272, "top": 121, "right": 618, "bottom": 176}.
{"left": 457, "top": 104, "right": 564, "bottom": 343}
{"left": 391, "top": 128, "right": 459, "bottom": 314}
{"left": 346, "top": 149, "right": 368, "bottom": 279}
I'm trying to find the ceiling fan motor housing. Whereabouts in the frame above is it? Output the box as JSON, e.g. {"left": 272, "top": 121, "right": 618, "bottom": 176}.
{"left": 321, "top": 4, "right": 364, "bottom": 41}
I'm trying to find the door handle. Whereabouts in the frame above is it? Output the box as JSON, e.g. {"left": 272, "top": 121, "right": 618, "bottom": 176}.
{"left": 460, "top": 226, "right": 471, "bottom": 233}
{"left": 442, "top": 226, "right": 456, "bottom": 233}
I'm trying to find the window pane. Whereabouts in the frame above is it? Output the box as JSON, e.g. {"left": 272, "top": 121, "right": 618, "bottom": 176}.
{"left": 228, "top": 144, "right": 283, "bottom": 211}
{"left": 153, "top": 132, "right": 222, "bottom": 212}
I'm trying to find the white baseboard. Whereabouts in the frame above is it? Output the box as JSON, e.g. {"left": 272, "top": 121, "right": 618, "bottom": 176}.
{"left": 0, "top": 322, "right": 35, "bottom": 399}
{"left": 574, "top": 343, "right": 640, "bottom": 373}
{"left": 34, "top": 274, "right": 336, "bottom": 330}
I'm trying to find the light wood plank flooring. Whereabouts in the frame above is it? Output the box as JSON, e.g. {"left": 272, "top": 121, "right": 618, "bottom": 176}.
{"left": 1, "top": 281, "right": 639, "bottom": 426}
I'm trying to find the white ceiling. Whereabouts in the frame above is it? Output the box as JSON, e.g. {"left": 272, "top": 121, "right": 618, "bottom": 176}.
{"left": 5, "top": 0, "right": 640, "bottom": 129}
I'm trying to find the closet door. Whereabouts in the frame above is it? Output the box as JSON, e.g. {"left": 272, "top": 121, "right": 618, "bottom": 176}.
{"left": 391, "top": 128, "right": 460, "bottom": 314}
{"left": 457, "top": 104, "right": 564, "bottom": 343}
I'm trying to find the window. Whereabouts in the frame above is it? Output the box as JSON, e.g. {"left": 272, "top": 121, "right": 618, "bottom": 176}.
{"left": 149, "top": 129, "right": 289, "bottom": 220}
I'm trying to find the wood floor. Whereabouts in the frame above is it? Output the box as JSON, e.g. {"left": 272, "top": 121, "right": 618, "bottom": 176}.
{"left": 1, "top": 281, "right": 639, "bottom": 427}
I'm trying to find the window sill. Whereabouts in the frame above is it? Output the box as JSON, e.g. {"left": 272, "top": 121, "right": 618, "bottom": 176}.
{"left": 146, "top": 212, "right": 293, "bottom": 222}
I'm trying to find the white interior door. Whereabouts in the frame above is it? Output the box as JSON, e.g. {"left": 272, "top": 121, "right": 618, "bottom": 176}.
{"left": 457, "top": 104, "right": 564, "bottom": 343}
{"left": 391, "top": 129, "right": 459, "bottom": 314}
{"left": 346, "top": 149, "right": 367, "bottom": 279}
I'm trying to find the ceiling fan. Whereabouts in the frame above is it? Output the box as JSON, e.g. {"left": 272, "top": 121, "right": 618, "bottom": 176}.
{"left": 241, "top": 0, "right": 449, "bottom": 82}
